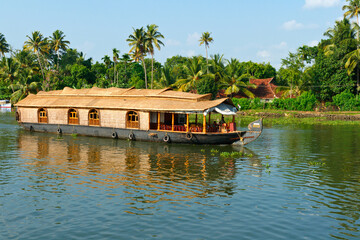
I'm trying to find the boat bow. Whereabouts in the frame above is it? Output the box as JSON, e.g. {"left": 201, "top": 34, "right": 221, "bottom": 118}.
{"left": 233, "top": 118, "right": 263, "bottom": 145}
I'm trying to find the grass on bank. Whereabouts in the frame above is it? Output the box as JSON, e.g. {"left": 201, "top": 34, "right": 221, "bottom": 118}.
{"left": 194, "top": 111, "right": 360, "bottom": 127}
{"left": 237, "top": 115, "right": 360, "bottom": 126}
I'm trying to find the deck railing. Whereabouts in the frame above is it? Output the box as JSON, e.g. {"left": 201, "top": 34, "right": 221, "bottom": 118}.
{"left": 157, "top": 124, "right": 232, "bottom": 133}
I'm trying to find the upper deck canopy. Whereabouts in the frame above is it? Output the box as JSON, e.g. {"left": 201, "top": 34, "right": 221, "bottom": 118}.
{"left": 15, "top": 87, "right": 238, "bottom": 115}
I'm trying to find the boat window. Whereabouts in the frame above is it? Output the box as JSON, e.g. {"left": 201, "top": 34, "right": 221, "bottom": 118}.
{"left": 126, "top": 111, "right": 139, "bottom": 129}
{"left": 68, "top": 109, "right": 79, "bottom": 125}
{"left": 38, "top": 108, "right": 48, "bottom": 123}
{"left": 89, "top": 109, "right": 100, "bottom": 126}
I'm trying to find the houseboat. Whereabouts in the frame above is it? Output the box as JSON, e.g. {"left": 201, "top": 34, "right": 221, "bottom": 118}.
{"left": 15, "top": 87, "right": 263, "bottom": 145}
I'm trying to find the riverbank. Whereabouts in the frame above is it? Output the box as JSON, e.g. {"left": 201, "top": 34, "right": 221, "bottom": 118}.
{"left": 238, "top": 109, "right": 360, "bottom": 121}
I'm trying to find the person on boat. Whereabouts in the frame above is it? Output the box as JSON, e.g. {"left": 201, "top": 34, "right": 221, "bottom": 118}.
{"left": 212, "top": 121, "right": 219, "bottom": 132}
{"left": 220, "top": 116, "right": 225, "bottom": 124}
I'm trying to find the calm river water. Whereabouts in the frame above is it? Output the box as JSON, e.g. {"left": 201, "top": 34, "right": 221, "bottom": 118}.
{"left": 0, "top": 110, "right": 360, "bottom": 239}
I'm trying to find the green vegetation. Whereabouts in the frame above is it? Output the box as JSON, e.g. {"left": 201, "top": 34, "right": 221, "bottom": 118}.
{"left": 219, "top": 151, "right": 255, "bottom": 158}
{"left": 1, "top": 1, "right": 360, "bottom": 110}
{"left": 238, "top": 115, "right": 360, "bottom": 126}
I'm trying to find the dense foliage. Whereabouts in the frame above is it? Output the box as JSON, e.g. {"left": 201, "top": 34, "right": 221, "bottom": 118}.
{"left": 232, "top": 92, "right": 318, "bottom": 111}
{"left": 1, "top": 1, "right": 360, "bottom": 111}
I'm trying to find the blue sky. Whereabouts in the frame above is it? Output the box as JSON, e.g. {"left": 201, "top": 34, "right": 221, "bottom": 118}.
{"left": 1, "top": 0, "right": 345, "bottom": 68}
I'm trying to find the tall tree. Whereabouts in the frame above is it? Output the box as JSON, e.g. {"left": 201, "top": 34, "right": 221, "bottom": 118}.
{"left": 49, "top": 30, "right": 70, "bottom": 70}
{"left": 220, "top": 59, "right": 255, "bottom": 98}
{"left": 127, "top": 27, "right": 148, "bottom": 88}
{"left": 199, "top": 32, "right": 213, "bottom": 73}
{"left": 1, "top": 57, "right": 20, "bottom": 85}
{"left": 121, "top": 53, "right": 131, "bottom": 82}
{"left": 146, "top": 24, "right": 164, "bottom": 89}
{"left": 343, "top": 0, "right": 360, "bottom": 95}
{"left": 102, "top": 55, "right": 111, "bottom": 68}
{"left": 172, "top": 56, "right": 204, "bottom": 92}
{"left": 9, "top": 81, "right": 42, "bottom": 104}
{"left": 0, "top": 33, "right": 10, "bottom": 57}
{"left": 24, "top": 31, "right": 49, "bottom": 80}
{"left": 208, "top": 54, "right": 226, "bottom": 83}
{"left": 112, "top": 48, "right": 120, "bottom": 85}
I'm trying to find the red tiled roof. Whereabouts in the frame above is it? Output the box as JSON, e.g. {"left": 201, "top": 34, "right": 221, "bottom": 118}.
{"left": 249, "top": 78, "right": 273, "bottom": 86}
{"left": 250, "top": 78, "right": 277, "bottom": 99}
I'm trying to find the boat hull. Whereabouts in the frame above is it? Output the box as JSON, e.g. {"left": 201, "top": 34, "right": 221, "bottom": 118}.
{"left": 19, "top": 119, "right": 263, "bottom": 145}
{"left": 19, "top": 122, "right": 255, "bottom": 145}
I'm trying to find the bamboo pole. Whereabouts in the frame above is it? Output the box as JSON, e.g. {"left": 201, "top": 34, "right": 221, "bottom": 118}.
{"left": 186, "top": 114, "right": 189, "bottom": 132}
{"left": 157, "top": 112, "right": 160, "bottom": 130}
{"left": 172, "top": 113, "right": 174, "bottom": 131}
{"left": 203, "top": 114, "right": 206, "bottom": 133}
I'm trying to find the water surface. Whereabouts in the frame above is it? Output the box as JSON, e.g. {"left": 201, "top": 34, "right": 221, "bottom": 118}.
{"left": 0, "top": 111, "right": 359, "bottom": 239}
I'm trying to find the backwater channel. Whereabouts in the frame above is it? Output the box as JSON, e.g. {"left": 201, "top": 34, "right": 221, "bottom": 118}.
{"left": 0, "top": 110, "right": 359, "bottom": 239}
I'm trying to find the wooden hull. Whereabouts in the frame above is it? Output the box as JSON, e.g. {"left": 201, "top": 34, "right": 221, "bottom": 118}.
{"left": 19, "top": 119, "right": 263, "bottom": 145}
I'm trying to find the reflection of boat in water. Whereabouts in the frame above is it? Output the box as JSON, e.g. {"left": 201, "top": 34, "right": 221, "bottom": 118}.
{"left": 17, "top": 130, "right": 245, "bottom": 197}
{"left": 0, "top": 100, "right": 11, "bottom": 112}
{"left": 15, "top": 87, "right": 262, "bottom": 145}
{"left": 18, "top": 130, "right": 263, "bottom": 175}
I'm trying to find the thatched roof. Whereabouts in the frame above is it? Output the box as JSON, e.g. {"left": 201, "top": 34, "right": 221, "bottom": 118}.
{"left": 16, "top": 87, "right": 235, "bottom": 113}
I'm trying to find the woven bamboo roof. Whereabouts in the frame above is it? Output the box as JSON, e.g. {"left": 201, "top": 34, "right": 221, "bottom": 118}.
{"left": 16, "top": 87, "right": 234, "bottom": 112}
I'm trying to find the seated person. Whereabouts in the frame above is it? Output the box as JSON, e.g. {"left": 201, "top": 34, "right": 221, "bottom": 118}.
{"left": 220, "top": 116, "right": 225, "bottom": 124}
{"left": 212, "top": 121, "right": 217, "bottom": 127}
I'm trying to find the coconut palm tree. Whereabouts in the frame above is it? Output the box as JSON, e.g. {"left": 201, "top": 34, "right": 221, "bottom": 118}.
{"left": 199, "top": 32, "right": 213, "bottom": 73}
{"left": 127, "top": 27, "right": 149, "bottom": 88}
{"left": 24, "top": 31, "right": 49, "bottom": 80}
{"left": 0, "top": 33, "right": 10, "bottom": 57}
{"left": 219, "top": 59, "right": 255, "bottom": 98}
{"left": 1, "top": 58, "right": 20, "bottom": 85}
{"left": 49, "top": 30, "right": 70, "bottom": 70}
{"left": 171, "top": 56, "right": 205, "bottom": 92}
{"left": 121, "top": 53, "right": 131, "bottom": 82}
{"left": 9, "top": 81, "right": 42, "bottom": 104}
{"left": 156, "top": 65, "right": 175, "bottom": 88}
{"left": 343, "top": 0, "right": 360, "bottom": 95}
{"left": 209, "top": 54, "right": 226, "bottom": 83}
{"left": 112, "top": 48, "right": 120, "bottom": 85}
{"left": 146, "top": 24, "right": 164, "bottom": 89}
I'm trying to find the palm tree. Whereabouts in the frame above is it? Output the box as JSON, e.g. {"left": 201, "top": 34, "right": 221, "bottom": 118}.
{"left": 49, "top": 30, "right": 70, "bottom": 70}
{"left": 112, "top": 48, "right": 120, "bottom": 85}
{"left": 171, "top": 56, "right": 204, "bottom": 92}
{"left": 343, "top": 0, "right": 360, "bottom": 95}
{"left": 102, "top": 55, "right": 111, "bottom": 69}
{"left": 0, "top": 33, "right": 10, "bottom": 57}
{"left": 121, "top": 53, "right": 131, "bottom": 82}
{"left": 199, "top": 32, "right": 213, "bottom": 73}
{"left": 9, "top": 81, "right": 42, "bottom": 104}
{"left": 219, "top": 59, "right": 255, "bottom": 98}
{"left": 1, "top": 57, "right": 20, "bottom": 86}
{"left": 24, "top": 31, "right": 49, "bottom": 80}
{"left": 156, "top": 65, "right": 175, "bottom": 88}
{"left": 127, "top": 27, "right": 149, "bottom": 88}
{"left": 209, "top": 54, "right": 225, "bottom": 83}
{"left": 146, "top": 24, "right": 164, "bottom": 89}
